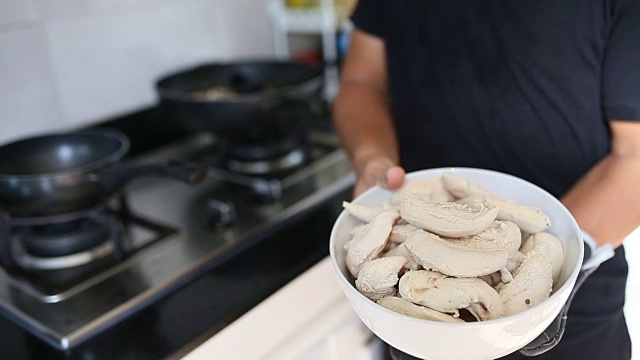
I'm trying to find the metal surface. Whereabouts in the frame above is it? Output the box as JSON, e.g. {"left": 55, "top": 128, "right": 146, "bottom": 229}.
{"left": 0, "top": 128, "right": 354, "bottom": 350}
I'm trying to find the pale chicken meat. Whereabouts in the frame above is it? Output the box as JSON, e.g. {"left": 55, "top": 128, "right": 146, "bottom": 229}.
{"left": 444, "top": 220, "right": 522, "bottom": 257}
{"left": 388, "top": 223, "right": 420, "bottom": 244}
{"left": 391, "top": 177, "right": 454, "bottom": 205}
{"left": 355, "top": 256, "right": 408, "bottom": 301}
{"left": 343, "top": 173, "right": 561, "bottom": 322}
{"left": 400, "top": 194, "right": 499, "bottom": 238}
{"left": 342, "top": 201, "right": 388, "bottom": 223}
{"left": 381, "top": 243, "right": 421, "bottom": 270}
{"left": 377, "top": 296, "right": 465, "bottom": 323}
{"left": 520, "top": 232, "right": 564, "bottom": 284}
{"left": 345, "top": 208, "right": 400, "bottom": 277}
{"left": 442, "top": 173, "right": 551, "bottom": 234}
{"left": 499, "top": 242, "right": 553, "bottom": 316}
{"left": 403, "top": 230, "right": 509, "bottom": 277}
{"left": 398, "top": 270, "right": 504, "bottom": 320}
{"left": 458, "top": 194, "right": 551, "bottom": 235}
{"left": 440, "top": 172, "right": 493, "bottom": 199}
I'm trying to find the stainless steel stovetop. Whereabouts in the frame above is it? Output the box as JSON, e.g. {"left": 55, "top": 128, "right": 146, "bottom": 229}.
{"left": 0, "top": 128, "right": 354, "bottom": 350}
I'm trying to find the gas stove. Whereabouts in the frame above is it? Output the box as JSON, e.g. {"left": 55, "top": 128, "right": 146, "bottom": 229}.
{"left": 0, "top": 122, "right": 354, "bottom": 353}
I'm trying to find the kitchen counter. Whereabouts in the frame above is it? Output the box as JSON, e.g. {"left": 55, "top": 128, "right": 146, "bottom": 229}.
{"left": 179, "top": 257, "right": 378, "bottom": 360}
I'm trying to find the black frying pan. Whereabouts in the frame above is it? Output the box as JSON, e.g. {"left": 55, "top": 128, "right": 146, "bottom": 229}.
{"left": 155, "top": 60, "right": 324, "bottom": 141}
{"left": 0, "top": 128, "right": 205, "bottom": 218}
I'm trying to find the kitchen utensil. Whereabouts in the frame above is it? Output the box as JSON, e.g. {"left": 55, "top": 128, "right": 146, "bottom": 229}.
{"left": 155, "top": 60, "right": 324, "bottom": 141}
{"left": 329, "top": 167, "right": 584, "bottom": 360}
{"left": 0, "top": 128, "right": 206, "bottom": 218}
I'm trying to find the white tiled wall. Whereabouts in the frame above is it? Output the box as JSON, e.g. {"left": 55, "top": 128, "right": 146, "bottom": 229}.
{"left": 0, "top": 0, "right": 37, "bottom": 26}
{"left": 0, "top": 0, "right": 276, "bottom": 145}
{"left": 0, "top": 26, "right": 63, "bottom": 139}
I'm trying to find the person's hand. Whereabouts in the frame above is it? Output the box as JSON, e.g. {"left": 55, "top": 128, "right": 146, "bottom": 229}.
{"left": 353, "top": 155, "right": 406, "bottom": 197}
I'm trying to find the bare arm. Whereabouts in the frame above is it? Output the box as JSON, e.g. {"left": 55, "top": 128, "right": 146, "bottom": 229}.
{"left": 332, "top": 29, "right": 404, "bottom": 196}
{"left": 561, "top": 120, "right": 640, "bottom": 247}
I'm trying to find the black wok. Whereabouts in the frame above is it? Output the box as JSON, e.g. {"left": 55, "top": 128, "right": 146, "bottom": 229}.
{"left": 155, "top": 60, "right": 324, "bottom": 141}
{"left": 0, "top": 129, "right": 205, "bottom": 218}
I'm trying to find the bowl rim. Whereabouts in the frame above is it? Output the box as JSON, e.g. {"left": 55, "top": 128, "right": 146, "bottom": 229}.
{"left": 329, "top": 166, "right": 585, "bottom": 328}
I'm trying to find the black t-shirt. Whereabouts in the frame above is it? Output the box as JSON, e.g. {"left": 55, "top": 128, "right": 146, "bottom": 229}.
{"left": 350, "top": 0, "right": 640, "bottom": 197}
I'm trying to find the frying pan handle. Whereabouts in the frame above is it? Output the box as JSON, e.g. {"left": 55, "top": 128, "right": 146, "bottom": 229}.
{"left": 518, "top": 234, "right": 614, "bottom": 357}
{"left": 0, "top": 214, "right": 15, "bottom": 269}
{"left": 90, "top": 160, "right": 207, "bottom": 194}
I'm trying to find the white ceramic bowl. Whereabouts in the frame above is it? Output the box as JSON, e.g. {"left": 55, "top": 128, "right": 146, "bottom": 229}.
{"left": 329, "top": 167, "right": 583, "bottom": 360}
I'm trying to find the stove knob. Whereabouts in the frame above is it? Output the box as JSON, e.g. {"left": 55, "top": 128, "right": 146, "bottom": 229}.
{"left": 207, "top": 199, "right": 237, "bottom": 228}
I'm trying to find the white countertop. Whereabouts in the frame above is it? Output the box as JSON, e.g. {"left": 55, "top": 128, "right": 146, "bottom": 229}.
{"left": 181, "top": 256, "right": 380, "bottom": 360}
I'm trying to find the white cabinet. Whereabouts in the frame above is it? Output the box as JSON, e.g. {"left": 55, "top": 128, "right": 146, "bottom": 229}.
{"left": 262, "top": 298, "right": 385, "bottom": 360}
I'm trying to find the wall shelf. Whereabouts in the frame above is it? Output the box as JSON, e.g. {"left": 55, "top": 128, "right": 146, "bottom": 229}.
{"left": 267, "top": 0, "right": 353, "bottom": 101}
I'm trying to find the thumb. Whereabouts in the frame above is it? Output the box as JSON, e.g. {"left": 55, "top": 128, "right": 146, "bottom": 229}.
{"left": 384, "top": 166, "right": 405, "bottom": 190}
{"left": 354, "top": 157, "right": 406, "bottom": 197}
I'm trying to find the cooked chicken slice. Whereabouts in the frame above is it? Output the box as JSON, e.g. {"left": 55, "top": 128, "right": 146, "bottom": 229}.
{"left": 499, "top": 267, "right": 513, "bottom": 283}
{"left": 445, "top": 220, "right": 522, "bottom": 257}
{"left": 493, "top": 251, "right": 531, "bottom": 292}
{"left": 381, "top": 243, "right": 421, "bottom": 270}
{"left": 377, "top": 296, "right": 465, "bottom": 323}
{"left": 441, "top": 172, "right": 493, "bottom": 199}
{"left": 442, "top": 173, "right": 551, "bottom": 233}
{"left": 520, "top": 232, "right": 564, "bottom": 284}
{"left": 350, "top": 223, "right": 367, "bottom": 239}
{"left": 506, "top": 251, "right": 525, "bottom": 273}
{"left": 355, "top": 256, "right": 408, "bottom": 301}
{"left": 398, "top": 270, "right": 504, "bottom": 321}
{"left": 499, "top": 242, "right": 553, "bottom": 316}
{"left": 389, "top": 223, "right": 420, "bottom": 244}
{"left": 399, "top": 195, "right": 499, "bottom": 238}
{"left": 404, "top": 230, "right": 509, "bottom": 277}
{"left": 457, "top": 194, "right": 551, "bottom": 234}
{"left": 391, "top": 178, "right": 454, "bottom": 205}
{"left": 342, "top": 201, "right": 388, "bottom": 223}
{"left": 345, "top": 209, "right": 400, "bottom": 277}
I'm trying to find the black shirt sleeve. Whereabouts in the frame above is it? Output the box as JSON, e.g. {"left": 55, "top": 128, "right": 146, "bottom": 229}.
{"left": 602, "top": 0, "right": 640, "bottom": 120}
{"left": 350, "top": 0, "right": 385, "bottom": 38}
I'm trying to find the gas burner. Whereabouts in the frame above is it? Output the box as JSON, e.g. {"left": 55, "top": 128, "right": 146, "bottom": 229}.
{"left": 0, "top": 206, "right": 124, "bottom": 271}
{"left": 226, "top": 147, "right": 306, "bottom": 175}
{"left": 0, "top": 197, "right": 176, "bottom": 301}
{"left": 220, "top": 123, "right": 310, "bottom": 175}
{"left": 14, "top": 241, "right": 115, "bottom": 271}
{"left": 203, "top": 128, "right": 344, "bottom": 203}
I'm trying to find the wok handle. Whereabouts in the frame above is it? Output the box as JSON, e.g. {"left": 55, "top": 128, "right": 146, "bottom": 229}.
{"left": 90, "top": 160, "right": 207, "bottom": 194}
{"left": 518, "top": 236, "right": 614, "bottom": 357}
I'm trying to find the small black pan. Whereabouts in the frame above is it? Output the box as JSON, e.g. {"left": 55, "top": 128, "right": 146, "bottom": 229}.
{"left": 0, "top": 128, "right": 205, "bottom": 218}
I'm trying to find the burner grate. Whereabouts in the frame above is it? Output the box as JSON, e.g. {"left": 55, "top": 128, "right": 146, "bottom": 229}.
{"left": 0, "top": 196, "right": 176, "bottom": 302}
{"left": 205, "top": 130, "right": 342, "bottom": 202}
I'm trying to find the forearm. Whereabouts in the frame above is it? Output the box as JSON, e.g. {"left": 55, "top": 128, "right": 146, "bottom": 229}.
{"left": 561, "top": 153, "right": 640, "bottom": 247}
{"left": 332, "top": 81, "right": 400, "bottom": 173}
